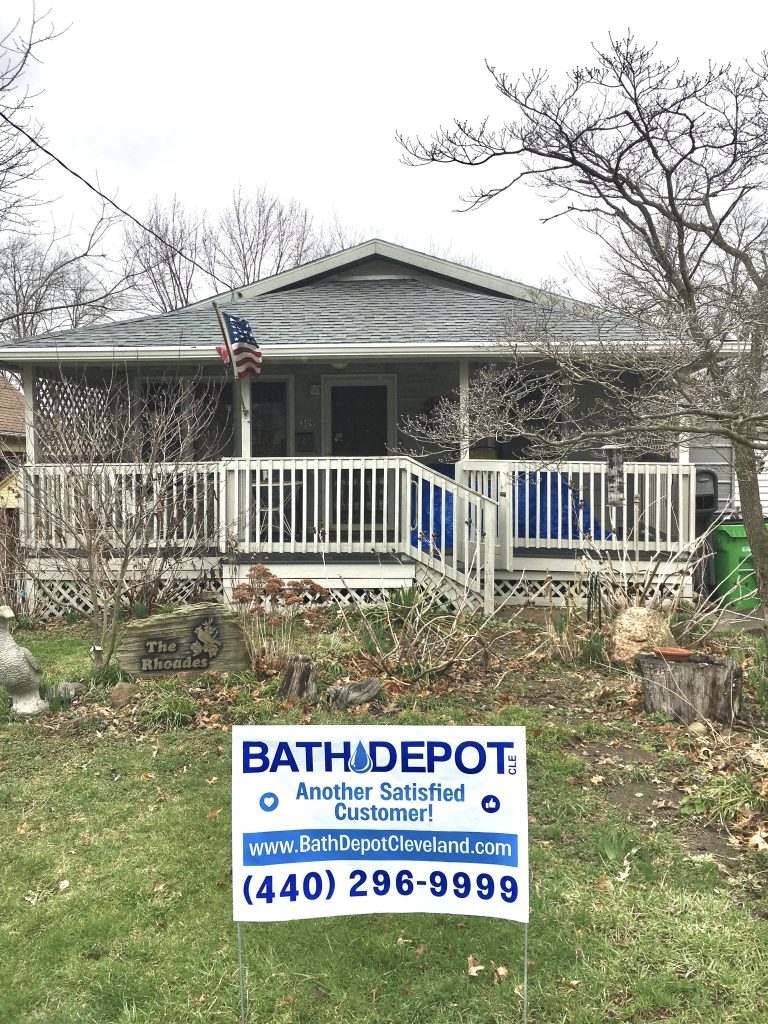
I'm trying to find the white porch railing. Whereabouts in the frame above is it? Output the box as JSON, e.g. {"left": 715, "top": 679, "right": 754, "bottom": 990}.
{"left": 460, "top": 459, "right": 697, "bottom": 570}
{"left": 20, "top": 457, "right": 696, "bottom": 610}
{"left": 21, "top": 457, "right": 498, "bottom": 613}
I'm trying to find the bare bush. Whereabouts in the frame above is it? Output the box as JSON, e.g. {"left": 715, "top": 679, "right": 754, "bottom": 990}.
{"left": 21, "top": 368, "right": 226, "bottom": 663}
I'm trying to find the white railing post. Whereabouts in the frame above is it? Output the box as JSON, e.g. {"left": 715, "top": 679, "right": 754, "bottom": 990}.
{"left": 483, "top": 494, "right": 495, "bottom": 615}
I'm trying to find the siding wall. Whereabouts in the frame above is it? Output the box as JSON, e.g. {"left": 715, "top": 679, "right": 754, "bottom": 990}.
{"left": 689, "top": 437, "right": 734, "bottom": 512}
{"left": 256, "top": 359, "right": 460, "bottom": 457}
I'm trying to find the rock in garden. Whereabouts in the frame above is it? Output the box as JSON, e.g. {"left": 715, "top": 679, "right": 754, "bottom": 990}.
{"left": 0, "top": 605, "right": 47, "bottom": 714}
{"left": 110, "top": 682, "right": 140, "bottom": 708}
{"left": 608, "top": 607, "right": 674, "bottom": 666}
{"left": 116, "top": 603, "right": 250, "bottom": 677}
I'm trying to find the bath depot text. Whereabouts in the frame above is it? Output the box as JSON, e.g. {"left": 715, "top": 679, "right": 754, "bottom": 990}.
{"left": 231, "top": 725, "right": 528, "bottom": 923}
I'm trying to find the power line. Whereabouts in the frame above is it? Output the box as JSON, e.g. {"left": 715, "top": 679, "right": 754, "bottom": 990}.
{"left": 0, "top": 108, "right": 234, "bottom": 294}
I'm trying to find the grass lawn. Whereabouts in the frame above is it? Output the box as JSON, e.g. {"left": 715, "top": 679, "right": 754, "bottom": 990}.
{"left": 1, "top": 617, "right": 767, "bottom": 1023}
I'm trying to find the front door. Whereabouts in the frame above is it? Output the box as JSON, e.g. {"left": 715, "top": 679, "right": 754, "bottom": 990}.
{"left": 330, "top": 384, "right": 389, "bottom": 456}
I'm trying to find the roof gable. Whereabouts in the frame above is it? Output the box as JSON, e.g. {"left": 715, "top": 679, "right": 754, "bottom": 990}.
{"left": 190, "top": 239, "right": 543, "bottom": 305}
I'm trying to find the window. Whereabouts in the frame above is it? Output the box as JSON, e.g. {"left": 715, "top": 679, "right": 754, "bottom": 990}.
{"left": 251, "top": 381, "right": 289, "bottom": 456}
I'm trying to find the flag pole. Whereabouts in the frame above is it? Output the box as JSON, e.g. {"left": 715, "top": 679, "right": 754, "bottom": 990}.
{"left": 213, "top": 301, "right": 248, "bottom": 418}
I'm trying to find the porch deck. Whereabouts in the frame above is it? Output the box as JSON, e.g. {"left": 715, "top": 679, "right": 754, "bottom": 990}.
{"left": 21, "top": 457, "right": 697, "bottom": 614}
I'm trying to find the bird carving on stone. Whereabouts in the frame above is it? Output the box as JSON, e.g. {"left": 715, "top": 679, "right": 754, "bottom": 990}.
{"left": 0, "top": 605, "right": 46, "bottom": 714}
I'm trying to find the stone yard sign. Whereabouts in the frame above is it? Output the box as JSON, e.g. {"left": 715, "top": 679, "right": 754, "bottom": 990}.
{"left": 117, "top": 603, "right": 250, "bottom": 677}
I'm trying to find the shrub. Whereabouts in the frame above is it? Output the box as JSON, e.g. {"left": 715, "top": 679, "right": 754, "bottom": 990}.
{"left": 348, "top": 579, "right": 501, "bottom": 684}
{"left": 232, "top": 565, "right": 332, "bottom": 673}
{"left": 40, "top": 679, "right": 74, "bottom": 713}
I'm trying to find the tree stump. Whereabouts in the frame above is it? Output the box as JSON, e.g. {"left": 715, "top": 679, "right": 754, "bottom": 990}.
{"left": 326, "top": 678, "right": 383, "bottom": 710}
{"left": 278, "top": 655, "right": 317, "bottom": 703}
{"left": 635, "top": 654, "right": 742, "bottom": 724}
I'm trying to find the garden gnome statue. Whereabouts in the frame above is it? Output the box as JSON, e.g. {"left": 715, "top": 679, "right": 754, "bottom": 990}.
{"left": 0, "top": 605, "right": 46, "bottom": 714}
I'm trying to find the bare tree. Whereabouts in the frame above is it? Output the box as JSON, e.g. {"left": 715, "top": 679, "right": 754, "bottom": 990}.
{"left": 122, "top": 188, "right": 362, "bottom": 311}
{"left": 121, "top": 196, "right": 205, "bottom": 314}
{"left": 22, "top": 368, "right": 227, "bottom": 665}
{"left": 202, "top": 187, "right": 362, "bottom": 292}
{"left": 0, "top": 210, "right": 127, "bottom": 338}
{"left": 0, "top": 9, "right": 58, "bottom": 232}
{"left": 400, "top": 36, "right": 768, "bottom": 618}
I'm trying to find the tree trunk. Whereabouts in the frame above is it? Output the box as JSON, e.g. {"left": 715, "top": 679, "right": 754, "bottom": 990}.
{"left": 732, "top": 442, "right": 768, "bottom": 628}
{"left": 278, "top": 655, "right": 317, "bottom": 703}
{"left": 636, "top": 654, "right": 742, "bottom": 724}
{"left": 326, "top": 678, "right": 383, "bottom": 710}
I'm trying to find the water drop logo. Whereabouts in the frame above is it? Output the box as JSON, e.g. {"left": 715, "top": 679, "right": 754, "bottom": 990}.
{"left": 350, "top": 740, "right": 373, "bottom": 773}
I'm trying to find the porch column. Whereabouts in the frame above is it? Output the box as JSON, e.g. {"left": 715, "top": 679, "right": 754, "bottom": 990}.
{"left": 239, "top": 377, "right": 252, "bottom": 459}
{"left": 21, "top": 364, "right": 36, "bottom": 463}
{"left": 459, "top": 359, "right": 470, "bottom": 461}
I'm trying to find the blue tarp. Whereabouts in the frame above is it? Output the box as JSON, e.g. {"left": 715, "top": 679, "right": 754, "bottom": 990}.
{"left": 411, "top": 463, "right": 455, "bottom": 553}
{"left": 410, "top": 466, "right": 608, "bottom": 552}
{"left": 515, "top": 471, "right": 608, "bottom": 541}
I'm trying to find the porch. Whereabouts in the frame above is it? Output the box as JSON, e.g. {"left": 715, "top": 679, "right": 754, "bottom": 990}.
{"left": 22, "top": 456, "right": 697, "bottom": 614}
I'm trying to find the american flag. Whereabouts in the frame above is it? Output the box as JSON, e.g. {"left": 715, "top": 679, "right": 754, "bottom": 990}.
{"left": 216, "top": 311, "right": 262, "bottom": 379}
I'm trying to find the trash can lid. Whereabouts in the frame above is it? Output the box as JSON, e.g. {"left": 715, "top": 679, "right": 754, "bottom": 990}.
{"left": 714, "top": 523, "right": 748, "bottom": 538}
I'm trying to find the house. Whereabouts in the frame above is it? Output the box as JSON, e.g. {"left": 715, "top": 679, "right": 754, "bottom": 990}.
{"left": 0, "top": 375, "right": 25, "bottom": 497}
{"left": 0, "top": 239, "right": 712, "bottom": 617}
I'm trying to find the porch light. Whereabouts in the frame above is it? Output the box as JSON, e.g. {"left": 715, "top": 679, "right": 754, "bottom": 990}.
{"left": 602, "top": 444, "right": 625, "bottom": 506}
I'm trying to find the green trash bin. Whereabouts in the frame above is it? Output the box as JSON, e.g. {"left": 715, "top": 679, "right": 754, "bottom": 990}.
{"left": 712, "top": 523, "right": 762, "bottom": 609}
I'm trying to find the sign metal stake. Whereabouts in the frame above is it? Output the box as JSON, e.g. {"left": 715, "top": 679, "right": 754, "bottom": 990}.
{"left": 237, "top": 922, "right": 246, "bottom": 1024}
{"left": 523, "top": 920, "right": 529, "bottom": 1024}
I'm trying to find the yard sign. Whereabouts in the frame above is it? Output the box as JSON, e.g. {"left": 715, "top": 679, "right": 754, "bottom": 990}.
{"left": 232, "top": 725, "right": 528, "bottom": 923}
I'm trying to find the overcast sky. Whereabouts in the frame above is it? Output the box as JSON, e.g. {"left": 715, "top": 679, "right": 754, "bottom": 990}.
{"left": 4, "top": 0, "right": 768, "bottom": 289}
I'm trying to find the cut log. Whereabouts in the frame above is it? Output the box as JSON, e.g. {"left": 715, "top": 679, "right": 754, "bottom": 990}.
{"left": 278, "top": 655, "right": 317, "bottom": 703}
{"left": 636, "top": 654, "right": 742, "bottom": 724}
{"left": 326, "top": 678, "right": 383, "bottom": 710}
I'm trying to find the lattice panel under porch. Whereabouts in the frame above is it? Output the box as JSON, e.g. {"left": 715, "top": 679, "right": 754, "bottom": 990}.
{"left": 493, "top": 574, "right": 689, "bottom": 607}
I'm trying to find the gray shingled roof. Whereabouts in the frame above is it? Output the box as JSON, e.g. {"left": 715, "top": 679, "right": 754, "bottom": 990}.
{"left": 0, "top": 276, "right": 644, "bottom": 355}
{"left": 0, "top": 278, "right": 521, "bottom": 351}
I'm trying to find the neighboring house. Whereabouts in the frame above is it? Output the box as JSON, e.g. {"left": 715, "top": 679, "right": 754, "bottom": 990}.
{"left": 0, "top": 376, "right": 24, "bottom": 510}
{"left": 0, "top": 239, "right": 711, "bottom": 615}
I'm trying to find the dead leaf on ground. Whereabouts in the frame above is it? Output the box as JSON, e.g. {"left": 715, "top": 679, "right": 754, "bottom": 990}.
{"left": 16, "top": 822, "right": 29, "bottom": 835}
{"left": 467, "top": 954, "right": 485, "bottom": 977}
{"left": 57, "top": 879, "right": 70, "bottom": 893}
{"left": 590, "top": 775, "right": 605, "bottom": 786}
{"left": 616, "top": 849, "right": 637, "bottom": 882}
{"left": 491, "top": 961, "right": 509, "bottom": 985}
{"left": 560, "top": 978, "right": 581, "bottom": 989}
{"left": 206, "top": 777, "right": 219, "bottom": 785}
{"left": 206, "top": 808, "right": 222, "bottom": 820}
{"left": 748, "top": 829, "right": 768, "bottom": 852}
{"left": 414, "top": 943, "right": 425, "bottom": 957}
{"left": 594, "top": 873, "right": 613, "bottom": 892}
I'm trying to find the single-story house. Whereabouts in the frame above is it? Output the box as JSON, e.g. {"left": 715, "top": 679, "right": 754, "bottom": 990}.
{"left": 0, "top": 239, "right": 730, "bottom": 616}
